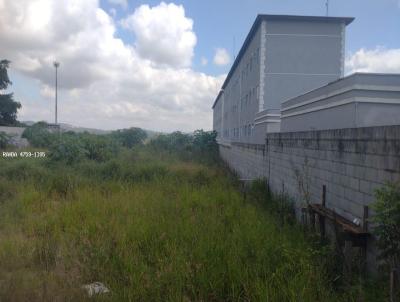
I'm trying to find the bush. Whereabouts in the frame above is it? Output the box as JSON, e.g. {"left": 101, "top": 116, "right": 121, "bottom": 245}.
{"left": 193, "top": 130, "right": 218, "bottom": 154}
{"left": 372, "top": 182, "right": 400, "bottom": 268}
{"left": 0, "top": 131, "right": 10, "bottom": 149}
{"left": 48, "top": 135, "right": 87, "bottom": 164}
{"left": 44, "top": 173, "right": 78, "bottom": 198}
{"left": 80, "top": 133, "right": 119, "bottom": 162}
{"left": 149, "top": 130, "right": 218, "bottom": 163}
{"left": 249, "top": 179, "right": 296, "bottom": 225}
{"left": 0, "top": 178, "right": 16, "bottom": 202}
{"left": 99, "top": 160, "right": 123, "bottom": 180}
{"left": 22, "top": 122, "right": 55, "bottom": 147}
{"left": 0, "top": 161, "right": 48, "bottom": 183}
{"left": 128, "top": 164, "right": 168, "bottom": 182}
{"left": 149, "top": 131, "right": 193, "bottom": 154}
{"left": 110, "top": 127, "right": 147, "bottom": 148}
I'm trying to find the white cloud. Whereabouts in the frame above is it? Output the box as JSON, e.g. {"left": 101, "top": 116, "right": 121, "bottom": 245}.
{"left": 120, "top": 2, "right": 197, "bottom": 68}
{"left": 201, "top": 57, "right": 208, "bottom": 66}
{"left": 0, "top": 0, "right": 224, "bottom": 132}
{"left": 213, "top": 48, "right": 231, "bottom": 66}
{"left": 345, "top": 47, "right": 400, "bottom": 74}
{"left": 109, "top": 8, "right": 117, "bottom": 18}
{"left": 108, "top": 0, "right": 127, "bottom": 9}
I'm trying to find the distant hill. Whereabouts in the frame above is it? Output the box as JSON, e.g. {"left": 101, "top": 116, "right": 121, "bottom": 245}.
{"left": 22, "top": 121, "right": 161, "bottom": 137}
{"left": 58, "top": 123, "right": 111, "bottom": 135}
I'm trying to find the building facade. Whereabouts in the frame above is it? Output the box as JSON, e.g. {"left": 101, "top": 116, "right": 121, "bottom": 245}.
{"left": 212, "top": 14, "right": 400, "bottom": 272}
{"left": 212, "top": 14, "right": 354, "bottom": 143}
{"left": 281, "top": 73, "right": 400, "bottom": 132}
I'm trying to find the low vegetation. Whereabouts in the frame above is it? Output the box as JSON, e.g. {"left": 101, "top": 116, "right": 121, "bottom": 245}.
{"left": 372, "top": 183, "right": 400, "bottom": 299}
{"left": 0, "top": 128, "right": 386, "bottom": 301}
{"left": 0, "top": 131, "right": 10, "bottom": 149}
{"left": 0, "top": 59, "right": 22, "bottom": 126}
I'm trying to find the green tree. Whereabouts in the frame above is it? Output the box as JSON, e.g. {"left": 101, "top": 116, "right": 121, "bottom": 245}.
{"left": 192, "top": 130, "right": 219, "bottom": 163}
{"left": 48, "top": 134, "right": 88, "bottom": 165}
{"left": 0, "top": 60, "right": 21, "bottom": 126}
{"left": 149, "top": 130, "right": 218, "bottom": 163}
{"left": 193, "top": 130, "right": 218, "bottom": 153}
{"left": 149, "top": 132, "right": 192, "bottom": 154}
{"left": 22, "top": 122, "right": 55, "bottom": 147}
{"left": 111, "top": 127, "right": 147, "bottom": 148}
{"left": 80, "top": 132, "right": 119, "bottom": 162}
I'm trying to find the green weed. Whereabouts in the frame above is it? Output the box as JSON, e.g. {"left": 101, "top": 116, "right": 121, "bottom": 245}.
{"left": 0, "top": 148, "right": 381, "bottom": 301}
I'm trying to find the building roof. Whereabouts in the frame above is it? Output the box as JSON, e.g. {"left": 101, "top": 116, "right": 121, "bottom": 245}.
{"left": 281, "top": 72, "right": 400, "bottom": 111}
{"left": 211, "top": 14, "right": 355, "bottom": 109}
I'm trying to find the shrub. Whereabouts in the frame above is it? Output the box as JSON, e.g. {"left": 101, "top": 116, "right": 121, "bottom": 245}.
{"left": 80, "top": 133, "right": 119, "bottom": 162}
{"left": 44, "top": 173, "right": 78, "bottom": 198}
{"left": 130, "top": 164, "right": 168, "bottom": 182}
{"left": 149, "top": 130, "right": 218, "bottom": 163}
{"left": 149, "top": 131, "right": 193, "bottom": 154}
{"left": 193, "top": 130, "right": 218, "bottom": 154}
{"left": 249, "top": 179, "right": 296, "bottom": 225}
{"left": 372, "top": 182, "right": 400, "bottom": 268}
{"left": 98, "top": 160, "right": 123, "bottom": 180}
{"left": 22, "top": 122, "right": 55, "bottom": 147}
{"left": 48, "top": 135, "right": 87, "bottom": 164}
{"left": 0, "top": 161, "right": 48, "bottom": 183}
{"left": 0, "top": 178, "right": 16, "bottom": 202}
{"left": 0, "top": 131, "right": 10, "bottom": 149}
{"left": 110, "top": 127, "right": 147, "bottom": 148}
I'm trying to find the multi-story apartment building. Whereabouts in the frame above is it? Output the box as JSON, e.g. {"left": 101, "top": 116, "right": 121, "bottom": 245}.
{"left": 212, "top": 14, "right": 354, "bottom": 144}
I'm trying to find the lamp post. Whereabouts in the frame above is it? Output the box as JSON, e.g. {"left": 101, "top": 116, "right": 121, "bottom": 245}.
{"left": 53, "top": 61, "right": 60, "bottom": 124}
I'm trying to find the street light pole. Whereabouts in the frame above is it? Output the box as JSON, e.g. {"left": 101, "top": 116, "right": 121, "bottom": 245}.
{"left": 53, "top": 61, "right": 60, "bottom": 125}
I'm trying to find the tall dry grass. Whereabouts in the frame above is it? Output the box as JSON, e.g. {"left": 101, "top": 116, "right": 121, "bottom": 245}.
{"left": 0, "top": 148, "right": 366, "bottom": 301}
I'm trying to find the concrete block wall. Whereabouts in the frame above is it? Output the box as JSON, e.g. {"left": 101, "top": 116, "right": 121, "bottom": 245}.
{"left": 0, "top": 126, "right": 29, "bottom": 148}
{"left": 218, "top": 125, "right": 400, "bottom": 270}
{"left": 219, "top": 142, "right": 268, "bottom": 180}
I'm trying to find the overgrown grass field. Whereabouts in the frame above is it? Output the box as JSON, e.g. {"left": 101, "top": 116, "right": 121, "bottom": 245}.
{"left": 0, "top": 145, "right": 370, "bottom": 301}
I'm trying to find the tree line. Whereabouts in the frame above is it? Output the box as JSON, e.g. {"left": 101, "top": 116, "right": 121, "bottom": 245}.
{"left": 0, "top": 59, "right": 21, "bottom": 126}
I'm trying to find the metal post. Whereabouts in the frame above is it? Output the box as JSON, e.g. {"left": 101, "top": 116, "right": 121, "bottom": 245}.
{"left": 320, "top": 185, "right": 326, "bottom": 238}
{"left": 55, "top": 65, "right": 57, "bottom": 124}
{"left": 53, "top": 61, "right": 60, "bottom": 125}
{"left": 361, "top": 206, "right": 369, "bottom": 276}
{"left": 344, "top": 240, "right": 353, "bottom": 281}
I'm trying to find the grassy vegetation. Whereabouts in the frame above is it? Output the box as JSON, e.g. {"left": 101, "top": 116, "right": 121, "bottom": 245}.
{"left": 0, "top": 131, "right": 383, "bottom": 301}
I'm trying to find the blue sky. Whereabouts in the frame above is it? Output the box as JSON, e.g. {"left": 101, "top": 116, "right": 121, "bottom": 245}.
{"left": 1, "top": 0, "right": 399, "bottom": 131}
{"left": 101, "top": 0, "right": 400, "bottom": 75}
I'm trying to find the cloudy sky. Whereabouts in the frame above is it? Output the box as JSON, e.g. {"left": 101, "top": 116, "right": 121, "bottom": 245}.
{"left": 1, "top": 0, "right": 399, "bottom": 132}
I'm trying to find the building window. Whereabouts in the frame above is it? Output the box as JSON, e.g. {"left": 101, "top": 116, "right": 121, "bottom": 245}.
{"left": 256, "top": 85, "right": 260, "bottom": 100}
